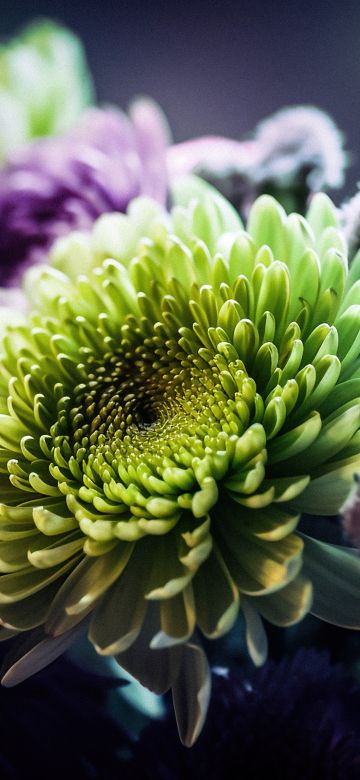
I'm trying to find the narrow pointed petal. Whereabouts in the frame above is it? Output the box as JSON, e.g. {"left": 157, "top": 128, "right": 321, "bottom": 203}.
{"left": 172, "top": 640, "right": 211, "bottom": 747}
{"left": 116, "top": 606, "right": 182, "bottom": 695}
{"left": 1, "top": 620, "right": 87, "bottom": 687}
{"left": 241, "top": 597, "right": 268, "bottom": 666}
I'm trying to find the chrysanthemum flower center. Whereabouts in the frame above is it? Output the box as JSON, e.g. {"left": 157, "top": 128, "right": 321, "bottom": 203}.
{"left": 60, "top": 334, "right": 251, "bottom": 487}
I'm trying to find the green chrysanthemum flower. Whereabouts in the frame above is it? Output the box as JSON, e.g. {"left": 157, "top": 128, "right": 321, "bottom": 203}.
{"left": 0, "top": 187, "right": 360, "bottom": 746}
{"left": 0, "top": 19, "right": 94, "bottom": 161}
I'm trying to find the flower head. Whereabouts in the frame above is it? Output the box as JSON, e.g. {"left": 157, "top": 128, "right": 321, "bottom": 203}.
{"left": 0, "top": 101, "right": 169, "bottom": 285}
{"left": 128, "top": 650, "right": 360, "bottom": 779}
{"left": 0, "top": 19, "right": 94, "bottom": 162}
{"left": 169, "top": 106, "right": 346, "bottom": 217}
{"left": 0, "top": 189, "right": 360, "bottom": 745}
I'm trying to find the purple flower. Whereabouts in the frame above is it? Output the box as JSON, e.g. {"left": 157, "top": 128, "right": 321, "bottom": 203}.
{"left": 0, "top": 99, "right": 169, "bottom": 286}
{"left": 127, "top": 650, "right": 360, "bottom": 779}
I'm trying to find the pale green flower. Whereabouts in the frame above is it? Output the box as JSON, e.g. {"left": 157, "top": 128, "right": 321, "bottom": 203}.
{"left": 0, "top": 19, "right": 94, "bottom": 161}
{"left": 0, "top": 188, "right": 360, "bottom": 745}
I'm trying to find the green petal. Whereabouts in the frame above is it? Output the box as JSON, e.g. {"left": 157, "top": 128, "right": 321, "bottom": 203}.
{"left": 226, "top": 502, "right": 300, "bottom": 541}
{"left": 145, "top": 530, "right": 205, "bottom": 600}
{"left": 0, "top": 556, "right": 80, "bottom": 604}
{"left": 33, "top": 506, "right": 77, "bottom": 536}
{"left": 290, "top": 456, "right": 360, "bottom": 514}
{"left": 251, "top": 574, "right": 313, "bottom": 626}
{"left": 115, "top": 605, "right": 182, "bottom": 695}
{"left": 27, "top": 533, "right": 84, "bottom": 569}
{"left": 219, "top": 520, "right": 303, "bottom": 596}
{"left": 301, "top": 534, "right": 360, "bottom": 628}
{"left": 151, "top": 586, "right": 196, "bottom": 648}
{"left": 306, "top": 193, "right": 339, "bottom": 239}
{"left": 45, "top": 543, "right": 133, "bottom": 635}
{"left": 247, "top": 195, "right": 286, "bottom": 258}
{"left": 1, "top": 621, "right": 86, "bottom": 687}
{"left": 241, "top": 597, "right": 268, "bottom": 666}
{"left": 290, "top": 400, "right": 360, "bottom": 471}
{"left": 0, "top": 536, "right": 38, "bottom": 573}
{"left": 171, "top": 174, "right": 243, "bottom": 234}
{"left": 0, "top": 580, "right": 61, "bottom": 630}
{"left": 267, "top": 412, "right": 322, "bottom": 465}
{"left": 172, "top": 641, "right": 211, "bottom": 747}
{"left": 89, "top": 545, "right": 149, "bottom": 655}
{"left": 193, "top": 547, "right": 239, "bottom": 638}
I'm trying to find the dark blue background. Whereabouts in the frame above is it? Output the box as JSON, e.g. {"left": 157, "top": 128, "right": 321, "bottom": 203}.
{"left": 2, "top": 0, "right": 360, "bottom": 200}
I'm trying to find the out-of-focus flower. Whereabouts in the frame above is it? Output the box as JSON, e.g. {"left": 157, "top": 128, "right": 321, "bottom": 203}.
{"left": 0, "top": 643, "right": 129, "bottom": 780}
{"left": 168, "top": 136, "right": 258, "bottom": 212}
{"left": 168, "top": 106, "right": 346, "bottom": 216}
{"left": 0, "top": 100, "right": 169, "bottom": 285}
{"left": 0, "top": 19, "right": 94, "bottom": 162}
{"left": 0, "top": 189, "right": 360, "bottom": 746}
{"left": 340, "top": 190, "right": 360, "bottom": 262}
{"left": 251, "top": 105, "right": 346, "bottom": 208}
{"left": 341, "top": 477, "right": 360, "bottom": 550}
{"left": 127, "top": 650, "right": 360, "bottom": 779}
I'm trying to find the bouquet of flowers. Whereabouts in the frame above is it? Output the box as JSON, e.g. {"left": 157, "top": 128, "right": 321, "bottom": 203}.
{"left": 0, "top": 17, "right": 359, "bottom": 779}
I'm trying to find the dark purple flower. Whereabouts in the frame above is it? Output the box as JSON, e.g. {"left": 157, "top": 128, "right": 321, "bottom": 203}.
{"left": 127, "top": 650, "right": 360, "bottom": 779}
{"left": 0, "top": 99, "right": 169, "bottom": 286}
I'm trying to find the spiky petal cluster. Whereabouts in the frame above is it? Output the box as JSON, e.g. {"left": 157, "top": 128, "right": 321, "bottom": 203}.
{"left": 0, "top": 101, "right": 169, "bottom": 286}
{"left": 0, "top": 20, "right": 94, "bottom": 162}
{"left": 0, "top": 189, "right": 360, "bottom": 745}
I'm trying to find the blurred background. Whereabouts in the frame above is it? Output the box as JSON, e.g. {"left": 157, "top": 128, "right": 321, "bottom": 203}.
{"left": 1, "top": 0, "right": 360, "bottom": 202}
